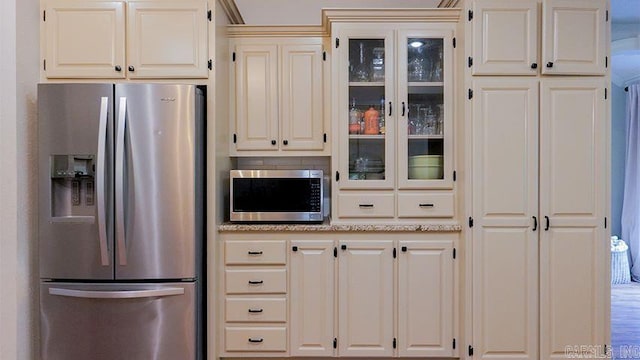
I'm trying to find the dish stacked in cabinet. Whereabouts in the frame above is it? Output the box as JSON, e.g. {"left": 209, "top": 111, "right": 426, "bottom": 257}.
{"left": 223, "top": 240, "right": 288, "bottom": 356}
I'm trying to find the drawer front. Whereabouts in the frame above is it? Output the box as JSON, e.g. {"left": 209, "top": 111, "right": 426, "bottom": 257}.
{"left": 225, "top": 241, "right": 286, "bottom": 265}
{"left": 338, "top": 192, "right": 395, "bottom": 218}
{"left": 226, "top": 298, "right": 287, "bottom": 323}
{"left": 225, "top": 327, "right": 287, "bottom": 352}
{"left": 397, "top": 192, "right": 454, "bottom": 218}
{"left": 225, "top": 269, "right": 287, "bottom": 294}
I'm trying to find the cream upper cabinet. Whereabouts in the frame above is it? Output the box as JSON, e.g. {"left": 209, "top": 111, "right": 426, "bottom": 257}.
{"left": 127, "top": 1, "right": 208, "bottom": 79}
{"left": 397, "top": 240, "right": 454, "bottom": 357}
{"left": 43, "top": 0, "right": 126, "bottom": 78}
{"left": 42, "top": 0, "right": 209, "bottom": 79}
{"left": 472, "top": 78, "right": 539, "bottom": 360}
{"left": 471, "top": 0, "right": 607, "bottom": 75}
{"left": 338, "top": 240, "right": 394, "bottom": 357}
{"left": 289, "top": 240, "right": 335, "bottom": 357}
{"left": 539, "top": 79, "right": 607, "bottom": 358}
{"left": 229, "top": 36, "right": 326, "bottom": 155}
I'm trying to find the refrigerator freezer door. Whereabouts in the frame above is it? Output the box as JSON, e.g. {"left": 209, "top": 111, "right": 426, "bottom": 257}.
{"left": 114, "top": 84, "right": 203, "bottom": 280}
{"left": 40, "top": 282, "right": 198, "bottom": 360}
{"left": 38, "top": 83, "right": 114, "bottom": 280}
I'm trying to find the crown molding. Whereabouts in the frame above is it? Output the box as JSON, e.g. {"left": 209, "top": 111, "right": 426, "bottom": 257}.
{"left": 218, "top": 0, "right": 244, "bottom": 24}
{"left": 322, "top": 8, "right": 461, "bottom": 32}
{"left": 228, "top": 25, "right": 325, "bottom": 37}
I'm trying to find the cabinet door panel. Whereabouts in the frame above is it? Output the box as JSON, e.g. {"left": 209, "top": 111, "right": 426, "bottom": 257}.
{"left": 539, "top": 79, "right": 606, "bottom": 358}
{"left": 233, "top": 44, "right": 279, "bottom": 151}
{"left": 542, "top": 0, "right": 607, "bottom": 75}
{"left": 338, "top": 240, "right": 393, "bottom": 357}
{"left": 398, "top": 241, "right": 453, "bottom": 357}
{"left": 281, "top": 44, "right": 324, "bottom": 151}
{"left": 472, "top": 0, "right": 538, "bottom": 75}
{"left": 472, "top": 79, "right": 538, "bottom": 360}
{"left": 44, "top": 0, "right": 125, "bottom": 78}
{"left": 127, "top": 1, "right": 208, "bottom": 78}
{"left": 290, "top": 240, "right": 334, "bottom": 357}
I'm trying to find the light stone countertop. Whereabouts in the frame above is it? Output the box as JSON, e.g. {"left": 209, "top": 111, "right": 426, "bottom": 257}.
{"left": 218, "top": 221, "right": 461, "bottom": 233}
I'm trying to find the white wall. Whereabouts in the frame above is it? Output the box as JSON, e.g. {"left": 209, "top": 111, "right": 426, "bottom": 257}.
{"left": 1, "top": 0, "right": 40, "bottom": 358}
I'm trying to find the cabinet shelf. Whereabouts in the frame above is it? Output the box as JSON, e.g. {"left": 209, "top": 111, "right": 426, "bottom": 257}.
{"left": 408, "top": 81, "right": 444, "bottom": 87}
{"left": 349, "top": 82, "right": 385, "bottom": 87}
{"left": 349, "top": 134, "right": 385, "bottom": 140}
{"left": 408, "top": 135, "right": 444, "bottom": 140}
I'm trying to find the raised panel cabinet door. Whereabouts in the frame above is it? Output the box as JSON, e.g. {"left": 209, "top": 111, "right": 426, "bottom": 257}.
{"left": 542, "top": 0, "right": 607, "bottom": 75}
{"left": 280, "top": 44, "right": 324, "bottom": 151}
{"left": 472, "top": 0, "right": 538, "bottom": 75}
{"left": 232, "top": 44, "right": 279, "bottom": 151}
{"left": 44, "top": 0, "right": 125, "bottom": 78}
{"left": 472, "top": 79, "right": 539, "bottom": 360}
{"left": 539, "top": 79, "right": 607, "bottom": 358}
{"left": 338, "top": 240, "right": 394, "bottom": 357}
{"left": 127, "top": 1, "right": 208, "bottom": 79}
{"left": 289, "top": 240, "right": 335, "bottom": 356}
{"left": 397, "top": 241, "right": 453, "bottom": 357}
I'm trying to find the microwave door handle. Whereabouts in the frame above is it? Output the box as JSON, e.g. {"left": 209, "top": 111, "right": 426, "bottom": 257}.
{"left": 96, "top": 97, "right": 110, "bottom": 266}
{"left": 115, "top": 97, "right": 127, "bottom": 266}
{"left": 49, "top": 287, "right": 184, "bottom": 299}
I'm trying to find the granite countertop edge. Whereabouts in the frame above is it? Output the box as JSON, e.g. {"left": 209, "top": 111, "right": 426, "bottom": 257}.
{"left": 218, "top": 223, "right": 462, "bottom": 232}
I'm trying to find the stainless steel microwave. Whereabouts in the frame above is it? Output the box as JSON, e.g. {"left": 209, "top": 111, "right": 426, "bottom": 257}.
{"left": 230, "top": 169, "right": 324, "bottom": 223}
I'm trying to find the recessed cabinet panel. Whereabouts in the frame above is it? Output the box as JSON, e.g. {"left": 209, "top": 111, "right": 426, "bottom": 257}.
{"left": 472, "top": 0, "right": 538, "bottom": 75}
{"left": 233, "top": 44, "right": 279, "bottom": 151}
{"left": 338, "top": 240, "right": 393, "bottom": 357}
{"left": 542, "top": 0, "right": 607, "bottom": 75}
{"left": 44, "top": 1, "right": 126, "bottom": 78}
{"left": 127, "top": 1, "right": 208, "bottom": 78}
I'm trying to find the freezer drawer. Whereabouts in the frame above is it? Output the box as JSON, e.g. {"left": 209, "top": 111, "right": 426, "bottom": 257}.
{"left": 40, "top": 282, "right": 199, "bottom": 360}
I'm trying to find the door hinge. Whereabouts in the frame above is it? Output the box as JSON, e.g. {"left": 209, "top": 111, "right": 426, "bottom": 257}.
{"left": 43, "top": 59, "right": 46, "bottom": 71}
{"left": 232, "top": 52, "right": 236, "bottom": 62}
{"left": 453, "top": 338, "right": 456, "bottom": 349}
{"left": 606, "top": 10, "right": 609, "bottom": 22}
{"left": 207, "top": 10, "right": 212, "bottom": 21}
{"left": 469, "top": 345, "right": 474, "bottom": 356}
{"left": 335, "top": 171, "right": 340, "bottom": 182}
{"left": 335, "top": 38, "right": 339, "bottom": 48}
{"left": 606, "top": 56, "right": 608, "bottom": 68}
{"left": 468, "top": 56, "right": 473, "bottom": 68}
{"left": 323, "top": 133, "right": 327, "bottom": 143}
{"left": 453, "top": 248, "right": 456, "bottom": 259}
{"left": 233, "top": 133, "right": 237, "bottom": 143}
{"left": 605, "top": 344, "right": 609, "bottom": 356}
{"left": 605, "top": 217, "right": 608, "bottom": 229}
{"left": 333, "top": 338, "right": 337, "bottom": 349}
{"left": 468, "top": 9, "right": 473, "bottom": 21}
{"left": 323, "top": 51, "right": 327, "bottom": 61}
{"left": 469, "top": 217, "right": 474, "bottom": 228}
{"left": 453, "top": 170, "right": 457, "bottom": 182}
{"left": 208, "top": 59, "right": 212, "bottom": 70}
{"left": 292, "top": 246, "right": 298, "bottom": 252}
{"left": 468, "top": 89, "right": 473, "bottom": 99}
{"left": 393, "top": 338, "right": 397, "bottom": 349}
{"left": 334, "top": 247, "right": 337, "bottom": 258}
{"left": 393, "top": 248, "right": 397, "bottom": 258}
{"left": 605, "top": 88, "right": 608, "bottom": 99}
{"left": 43, "top": 10, "right": 46, "bottom": 21}
{"left": 453, "top": 37, "right": 456, "bottom": 48}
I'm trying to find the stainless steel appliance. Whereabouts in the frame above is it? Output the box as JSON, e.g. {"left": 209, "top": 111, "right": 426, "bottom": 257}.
{"left": 230, "top": 169, "right": 323, "bottom": 222}
{"left": 38, "top": 83, "right": 205, "bottom": 360}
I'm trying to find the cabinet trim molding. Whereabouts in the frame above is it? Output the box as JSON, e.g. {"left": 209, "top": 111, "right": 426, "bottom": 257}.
{"left": 322, "top": 8, "right": 461, "bottom": 32}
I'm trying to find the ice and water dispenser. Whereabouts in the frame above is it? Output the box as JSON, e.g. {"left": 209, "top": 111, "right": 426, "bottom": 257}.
{"left": 50, "top": 154, "right": 95, "bottom": 219}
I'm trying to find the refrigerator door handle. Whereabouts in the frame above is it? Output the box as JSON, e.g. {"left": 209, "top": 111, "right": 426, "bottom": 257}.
{"left": 96, "top": 97, "right": 110, "bottom": 266}
{"left": 116, "top": 97, "right": 128, "bottom": 266}
{"left": 49, "top": 287, "right": 185, "bottom": 299}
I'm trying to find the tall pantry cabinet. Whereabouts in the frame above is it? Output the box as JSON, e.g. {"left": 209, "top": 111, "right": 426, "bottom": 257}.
{"left": 467, "top": 0, "right": 609, "bottom": 359}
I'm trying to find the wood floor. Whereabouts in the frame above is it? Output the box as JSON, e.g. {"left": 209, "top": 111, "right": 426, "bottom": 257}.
{"left": 611, "top": 282, "right": 640, "bottom": 359}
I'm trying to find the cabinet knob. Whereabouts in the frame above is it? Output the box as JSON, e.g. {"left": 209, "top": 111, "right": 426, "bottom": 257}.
{"left": 114, "top": 65, "right": 122, "bottom": 72}
{"left": 283, "top": 140, "right": 288, "bottom": 145}
{"left": 530, "top": 63, "right": 538, "bottom": 69}
{"left": 128, "top": 65, "right": 135, "bottom": 72}
{"left": 546, "top": 62, "right": 554, "bottom": 68}
{"left": 271, "top": 140, "right": 276, "bottom": 145}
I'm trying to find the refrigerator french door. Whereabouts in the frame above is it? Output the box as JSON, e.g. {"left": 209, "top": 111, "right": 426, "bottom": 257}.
{"left": 38, "top": 83, "right": 205, "bottom": 360}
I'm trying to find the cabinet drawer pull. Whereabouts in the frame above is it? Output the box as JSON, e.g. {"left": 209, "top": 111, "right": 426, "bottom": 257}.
{"left": 419, "top": 203, "right": 435, "bottom": 208}
{"left": 247, "top": 250, "right": 263, "bottom": 255}
{"left": 248, "top": 308, "right": 264, "bottom": 313}
{"left": 248, "top": 338, "right": 264, "bottom": 343}
{"left": 248, "top": 280, "right": 264, "bottom": 285}
{"left": 359, "top": 204, "right": 374, "bottom": 208}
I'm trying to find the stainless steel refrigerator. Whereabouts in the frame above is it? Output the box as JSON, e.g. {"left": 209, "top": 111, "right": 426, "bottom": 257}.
{"left": 38, "top": 83, "right": 205, "bottom": 360}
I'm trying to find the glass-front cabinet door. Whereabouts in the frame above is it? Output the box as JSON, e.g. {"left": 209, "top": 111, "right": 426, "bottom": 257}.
{"left": 397, "top": 30, "right": 454, "bottom": 189}
{"left": 337, "top": 28, "right": 395, "bottom": 189}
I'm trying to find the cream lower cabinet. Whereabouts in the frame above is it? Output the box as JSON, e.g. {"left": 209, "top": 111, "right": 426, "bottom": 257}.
{"left": 471, "top": 0, "right": 608, "bottom": 76}
{"left": 471, "top": 78, "right": 607, "bottom": 359}
{"left": 42, "top": 0, "right": 209, "bottom": 79}
{"left": 229, "top": 35, "right": 326, "bottom": 155}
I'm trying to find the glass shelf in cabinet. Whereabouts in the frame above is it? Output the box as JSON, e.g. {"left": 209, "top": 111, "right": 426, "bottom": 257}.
{"left": 408, "top": 135, "right": 444, "bottom": 140}
{"left": 349, "top": 81, "right": 385, "bottom": 87}
{"left": 349, "top": 134, "right": 385, "bottom": 140}
{"left": 407, "top": 81, "right": 444, "bottom": 87}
